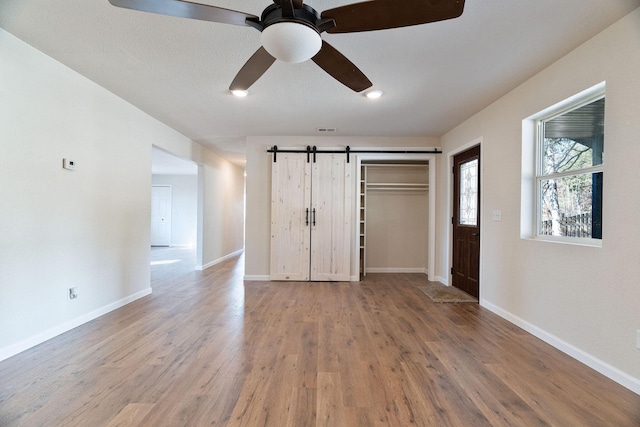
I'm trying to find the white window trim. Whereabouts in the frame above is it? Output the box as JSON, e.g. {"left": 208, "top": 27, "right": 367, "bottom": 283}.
{"left": 521, "top": 82, "right": 605, "bottom": 247}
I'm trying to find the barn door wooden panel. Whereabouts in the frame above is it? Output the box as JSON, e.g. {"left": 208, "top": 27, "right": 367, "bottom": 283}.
{"left": 270, "top": 151, "right": 352, "bottom": 281}
{"left": 310, "top": 154, "right": 352, "bottom": 281}
{"left": 270, "top": 153, "right": 311, "bottom": 281}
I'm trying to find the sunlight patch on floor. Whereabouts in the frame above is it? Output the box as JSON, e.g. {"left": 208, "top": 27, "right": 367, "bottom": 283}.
{"left": 150, "top": 259, "right": 180, "bottom": 266}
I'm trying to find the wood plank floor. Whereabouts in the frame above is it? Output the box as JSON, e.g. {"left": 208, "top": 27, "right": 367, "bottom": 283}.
{"left": 1, "top": 247, "right": 639, "bottom": 426}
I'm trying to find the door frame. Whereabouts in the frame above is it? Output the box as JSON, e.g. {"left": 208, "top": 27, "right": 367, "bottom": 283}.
{"left": 447, "top": 138, "right": 483, "bottom": 298}
{"left": 354, "top": 150, "right": 437, "bottom": 282}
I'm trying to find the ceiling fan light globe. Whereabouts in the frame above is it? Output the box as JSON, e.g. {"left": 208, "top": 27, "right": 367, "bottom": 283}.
{"left": 261, "top": 22, "right": 322, "bottom": 63}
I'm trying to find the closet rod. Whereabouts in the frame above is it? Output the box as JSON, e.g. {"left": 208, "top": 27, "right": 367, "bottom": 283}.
{"left": 362, "top": 164, "right": 429, "bottom": 168}
{"left": 267, "top": 145, "right": 442, "bottom": 163}
{"left": 367, "top": 188, "right": 429, "bottom": 193}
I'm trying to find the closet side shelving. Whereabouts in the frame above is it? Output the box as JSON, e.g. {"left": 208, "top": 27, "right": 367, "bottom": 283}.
{"left": 359, "top": 165, "right": 367, "bottom": 277}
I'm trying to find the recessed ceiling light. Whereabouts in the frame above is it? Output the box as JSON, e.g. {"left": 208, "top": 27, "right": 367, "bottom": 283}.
{"left": 365, "top": 90, "right": 383, "bottom": 99}
{"left": 231, "top": 89, "right": 248, "bottom": 97}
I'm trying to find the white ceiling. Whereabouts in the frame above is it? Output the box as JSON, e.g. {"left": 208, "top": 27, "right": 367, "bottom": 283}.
{"left": 1, "top": 0, "right": 638, "bottom": 164}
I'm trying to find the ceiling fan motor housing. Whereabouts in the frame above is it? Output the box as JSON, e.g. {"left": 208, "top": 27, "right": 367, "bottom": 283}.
{"left": 261, "top": 4, "right": 321, "bottom": 29}
{"left": 260, "top": 4, "right": 323, "bottom": 63}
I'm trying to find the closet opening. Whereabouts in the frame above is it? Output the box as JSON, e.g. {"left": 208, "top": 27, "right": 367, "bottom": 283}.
{"left": 355, "top": 155, "right": 437, "bottom": 282}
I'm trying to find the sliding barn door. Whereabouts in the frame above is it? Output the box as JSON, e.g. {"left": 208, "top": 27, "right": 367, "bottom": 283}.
{"left": 270, "top": 152, "right": 352, "bottom": 281}
{"left": 311, "top": 154, "right": 352, "bottom": 281}
{"left": 270, "top": 153, "right": 311, "bottom": 280}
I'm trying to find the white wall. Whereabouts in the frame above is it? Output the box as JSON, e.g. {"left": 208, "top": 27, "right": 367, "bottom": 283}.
{"left": 366, "top": 194, "right": 428, "bottom": 272}
{"left": 244, "top": 136, "right": 438, "bottom": 279}
{"left": 0, "top": 28, "right": 245, "bottom": 360}
{"left": 437, "top": 8, "right": 640, "bottom": 393}
{"left": 152, "top": 175, "right": 198, "bottom": 247}
{"left": 200, "top": 151, "right": 245, "bottom": 269}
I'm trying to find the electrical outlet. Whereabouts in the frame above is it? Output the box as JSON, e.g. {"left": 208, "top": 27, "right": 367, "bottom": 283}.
{"left": 68, "top": 287, "right": 78, "bottom": 300}
{"left": 492, "top": 210, "right": 502, "bottom": 221}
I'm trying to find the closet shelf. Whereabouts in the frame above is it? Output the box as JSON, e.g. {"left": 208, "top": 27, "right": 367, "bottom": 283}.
{"left": 363, "top": 164, "right": 429, "bottom": 168}
{"left": 366, "top": 183, "right": 429, "bottom": 191}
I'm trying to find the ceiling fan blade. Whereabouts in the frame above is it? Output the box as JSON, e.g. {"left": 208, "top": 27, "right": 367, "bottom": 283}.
{"left": 312, "top": 41, "right": 372, "bottom": 92}
{"left": 229, "top": 47, "right": 276, "bottom": 91}
{"left": 322, "top": 0, "right": 465, "bottom": 34}
{"left": 108, "top": 0, "right": 258, "bottom": 28}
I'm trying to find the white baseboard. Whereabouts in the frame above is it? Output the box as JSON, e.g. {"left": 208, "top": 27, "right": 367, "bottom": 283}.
{"left": 243, "top": 275, "right": 361, "bottom": 281}
{"left": 0, "top": 287, "right": 152, "bottom": 363}
{"left": 481, "top": 299, "right": 640, "bottom": 396}
{"left": 366, "top": 268, "right": 428, "bottom": 274}
{"left": 198, "top": 249, "right": 244, "bottom": 271}
{"left": 243, "top": 275, "right": 270, "bottom": 281}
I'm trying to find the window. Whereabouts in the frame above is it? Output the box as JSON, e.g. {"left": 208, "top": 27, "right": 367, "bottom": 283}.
{"left": 535, "top": 90, "right": 605, "bottom": 242}
{"left": 459, "top": 158, "right": 479, "bottom": 226}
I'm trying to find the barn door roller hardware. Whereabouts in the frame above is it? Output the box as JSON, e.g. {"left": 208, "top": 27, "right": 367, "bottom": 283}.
{"left": 268, "top": 146, "right": 442, "bottom": 163}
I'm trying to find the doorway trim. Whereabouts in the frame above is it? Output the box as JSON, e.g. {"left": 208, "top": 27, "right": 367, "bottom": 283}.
{"left": 354, "top": 150, "right": 437, "bottom": 282}
{"left": 446, "top": 138, "right": 483, "bottom": 299}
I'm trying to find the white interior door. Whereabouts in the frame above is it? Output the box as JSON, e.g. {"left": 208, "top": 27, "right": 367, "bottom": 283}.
{"left": 151, "top": 185, "right": 172, "bottom": 246}
{"left": 270, "top": 153, "right": 311, "bottom": 280}
{"left": 311, "top": 154, "right": 352, "bottom": 281}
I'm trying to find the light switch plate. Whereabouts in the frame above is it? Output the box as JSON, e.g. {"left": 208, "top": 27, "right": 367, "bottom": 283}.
{"left": 63, "top": 158, "right": 76, "bottom": 170}
{"left": 492, "top": 210, "right": 502, "bottom": 221}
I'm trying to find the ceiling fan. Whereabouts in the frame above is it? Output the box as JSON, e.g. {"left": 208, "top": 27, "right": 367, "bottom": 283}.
{"left": 108, "top": 0, "right": 465, "bottom": 93}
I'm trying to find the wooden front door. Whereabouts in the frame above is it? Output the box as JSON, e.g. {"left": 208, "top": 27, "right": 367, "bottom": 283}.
{"left": 452, "top": 146, "right": 480, "bottom": 298}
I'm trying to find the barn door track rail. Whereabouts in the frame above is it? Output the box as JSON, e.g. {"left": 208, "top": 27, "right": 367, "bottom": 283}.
{"left": 268, "top": 146, "right": 442, "bottom": 163}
